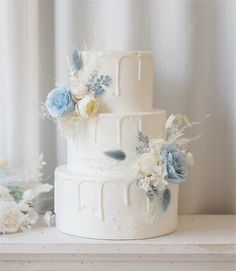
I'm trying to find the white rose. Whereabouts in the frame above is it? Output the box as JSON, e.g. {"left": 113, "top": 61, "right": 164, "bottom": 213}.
{"left": 72, "top": 82, "right": 88, "bottom": 100}
{"left": 151, "top": 174, "right": 168, "bottom": 191}
{"left": 137, "top": 152, "right": 157, "bottom": 175}
{"left": 0, "top": 201, "right": 25, "bottom": 234}
{"left": 0, "top": 158, "right": 8, "bottom": 167}
{"left": 76, "top": 95, "right": 98, "bottom": 118}
{"left": 0, "top": 185, "right": 14, "bottom": 201}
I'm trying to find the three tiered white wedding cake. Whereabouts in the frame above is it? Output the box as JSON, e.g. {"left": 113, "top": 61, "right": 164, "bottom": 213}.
{"left": 45, "top": 49, "right": 194, "bottom": 240}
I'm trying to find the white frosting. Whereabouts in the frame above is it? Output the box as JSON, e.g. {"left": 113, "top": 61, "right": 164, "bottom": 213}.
{"left": 55, "top": 51, "right": 179, "bottom": 240}
{"left": 55, "top": 166, "right": 178, "bottom": 240}
{"left": 67, "top": 109, "right": 166, "bottom": 174}
{"left": 82, "top": 51, "right": 153, "bottom": 113}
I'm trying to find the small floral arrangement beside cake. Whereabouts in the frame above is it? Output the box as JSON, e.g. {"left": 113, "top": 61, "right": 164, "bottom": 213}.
{"left": 0, "top": 155, "right": 53, "bottom": 234}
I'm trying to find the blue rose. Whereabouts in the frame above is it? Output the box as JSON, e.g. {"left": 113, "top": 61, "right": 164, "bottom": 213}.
{"left": 45, "top": 87, "right": 75, "bottom": 118}
{"left": 162, "top": 144, "right": 187, "bottom": 183}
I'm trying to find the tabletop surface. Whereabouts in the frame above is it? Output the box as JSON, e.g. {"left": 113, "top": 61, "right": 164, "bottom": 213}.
{"left": 1, "top": 215, "right": 236, "bottom": 255}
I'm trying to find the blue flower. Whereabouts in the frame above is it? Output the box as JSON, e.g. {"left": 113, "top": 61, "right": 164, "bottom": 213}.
{"left": 162, "top": 144, "right": 187, "bottom": 183}
{"left": 45, "top": 87, "right": 75, "bottom": 118}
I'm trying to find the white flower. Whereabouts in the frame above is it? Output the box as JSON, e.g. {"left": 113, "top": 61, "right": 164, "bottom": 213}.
{"left": 137, "top": 152, "right": 157, "bottom": 175}
{"left": 0, "top": 201, "right": 25, "bottom": 234}
{"left": 43, "top": 211, "right": 55, "bottom": 227}
{"left": 71, "top": 82, "right": 88, "bottom": 100}
{"left": 23, "top": 183, "right": 53, "bottom": 202}
{"left": 186, "top": 152, "right": 194, "bottom": 165}
{"left": 152, "top": 174, "right": 168, "bottom": 191}
{"left": 138, "top": 176, "right": 151, "bottom": 192}
{"left": 149, "top": 138, "right": 165, "bottom": 163}
{"left": 76, "top": 95, "right": 98, "bottom": 118}
{"left": 0, "top": 185, "right": 10, "bottom": 196}
{"left": 0, "top": 158, "right": 8, "bottom": 167}
{"left": 0, "top": 185, "right": 14, "bottom": 201}
{"left": 23, "top": 207, "right": 39, "bottom": 227}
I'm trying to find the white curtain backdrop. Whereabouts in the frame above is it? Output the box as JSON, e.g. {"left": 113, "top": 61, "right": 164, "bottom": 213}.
{"left": 0, "top": 0, "right": 235, "bottom": 214}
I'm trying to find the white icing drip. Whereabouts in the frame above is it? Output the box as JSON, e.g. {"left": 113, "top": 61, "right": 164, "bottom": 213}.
{"left": 77, "top": 180, "right": 95, "bottom": 211}
{"left": 74, "top": 121, "right": 85, "bottom": 152}
{"left": 94, "top": 117, "right": 99, "bottom": 143}
{"left": 75, "top": 130, "right": 79, "bottom": 152}
{"left": 93, "top": 114, "right": 143, "bottom": 149}
{"left": 116, "top": 116, "right": 143, "bottom": 148}
{"left": 123, "top": 182, "right": 132, "bottom": 206}
{"left": 112, "top": 54, "right": 139, "bottom": 97}
{"left": 98, "top": 182, "right": 105, "bottom": 221}
{"left": 55, "top": 175, "right": 65, "bottom": 214}
{"left": 96, "top": 52, "right": 146, "bottom": 97}
{"left": 77, "top": 180, "right": 105, "bottom": 221}
{"left": 74, "top": 179, "right": 136, "bottom": 221}
{"left": 136, "top": 116, "right": 142, "bottom": 131}
{"left": 62, "top": 179, "right": 65, "bottom": 204}
{"left": 137, "top": 53, "right": 142, "bottom": 81}
{"left": 146, "top": 197, "right": 150, "bottom": 214}
{"left": 116, "top": 118, "right": 122, "bottom": 147}
{"left": 113, "top": 57, "right": 122, "bottom": 96}
{"left": 77, "top": 181, "right": 83, "bottom": 211}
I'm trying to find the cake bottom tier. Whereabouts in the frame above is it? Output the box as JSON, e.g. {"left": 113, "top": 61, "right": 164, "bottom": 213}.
{"left": 55, "top": 166, "right": 179, "bottom": 240}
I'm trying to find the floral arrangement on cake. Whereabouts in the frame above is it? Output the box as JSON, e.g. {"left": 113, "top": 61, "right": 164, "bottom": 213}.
{"left": 0, "top": 154, "right": 53, "bottom": 234}
{"left": 42, "top": 48, "right": 112, "bottom": 134}
{"left": 105, "top": 114, "right": 207, "bottom": 211}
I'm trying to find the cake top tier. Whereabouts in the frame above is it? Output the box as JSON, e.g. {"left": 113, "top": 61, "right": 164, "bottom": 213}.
{"left": 80, "top": 51, "right": 154, "bottom": 113}
{"left": 45, "top": 50, "right": 154, "bottom": 126}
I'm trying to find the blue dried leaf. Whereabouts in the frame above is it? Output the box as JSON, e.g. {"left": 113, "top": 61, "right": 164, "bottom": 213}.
{"left": 72, "top": 48, "right": 83, "bottom": 71}
{"left": 146, "top": 190, "right": 155, "bottom": 200}
{"left": 151, "top": 184, "right": 160, "bottom": 196}
{"left": 87, "top": 71, "right": 112, "bottom": 97}
{"left": 104, "top": 150, "right": 126, "bottom": 161}
{"left": 161, "top": 188, "right": 171, "bottom": 212}
{"left": 136, "top": 130, "right": 150, "bottom": 155}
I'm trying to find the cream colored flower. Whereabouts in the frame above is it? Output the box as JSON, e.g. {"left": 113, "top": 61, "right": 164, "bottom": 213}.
{"left": 149, "top": 139, "right": 164, "bottom": 164}
{"left": 76, "top": 95, "right": 98, "bottom": 118}
{"left": 71, "top": 82, "right": 88, "bottom": 100}
{"left": 137, "top": 152, "right": 157, "bottom": 175}
{"left": 43, "top": 210, "right": 55, "bottom": 227}
{"left": 0, "top": 158, "right": 8, "bottom": 167}
{"left": 0, "top": 185, "right": 14, "bottom": 201}
{"left": 0, "top": 201, "right": 25, "bottom": 234}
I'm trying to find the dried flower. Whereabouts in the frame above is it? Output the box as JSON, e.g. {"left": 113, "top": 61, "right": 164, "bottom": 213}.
{"left": 0, "top": 201, "right": 25, "bottom": 234}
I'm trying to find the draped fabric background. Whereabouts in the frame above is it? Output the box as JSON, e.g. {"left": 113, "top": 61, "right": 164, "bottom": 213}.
{"left": 0, "top": 0, "right": 235, "bottom": 214}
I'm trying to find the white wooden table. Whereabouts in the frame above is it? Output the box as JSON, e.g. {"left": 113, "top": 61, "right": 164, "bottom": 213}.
{"left": 0, "top": 215, "right": 236, "bottom": 271}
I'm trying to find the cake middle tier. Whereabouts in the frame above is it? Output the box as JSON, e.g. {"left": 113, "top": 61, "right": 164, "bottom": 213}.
{"left": 67, "top": 109, "right": 166, "bottom": 174}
